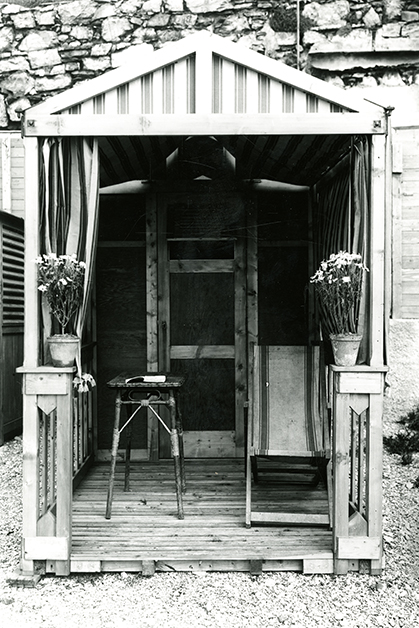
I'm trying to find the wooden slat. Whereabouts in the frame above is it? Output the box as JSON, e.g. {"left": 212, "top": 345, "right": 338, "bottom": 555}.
{"left": 246, "top": 69, "right": 259, "bottom": 114}
{"left": 152, "top": 69, "right": 163, "bottom": 115}
{"left": 24, "top": 371, "right": 70, "bottom": 395}
{"left": 24, "top": 537, "right": 69, "bottom": 560}
{"left": 234, "top": 233, "right": 246, "bottom": 457}
{"left": 251, "top": 512, "right": 330, "bottom": 526}
{"left": 337, "top": 536, "right": 381, "bottom": 560}
{"left": 170, "top": 345, "right": 234, "bottom": 359}
{"left": 169, "top": 259, "right": 234, "bottom": 273}
{"left": 182, "top": 430, "right": 235, "bottom": 457}
{"left": 174, "top": 58, "right": 188, "bottom": 115}
{"left": 22, "top": 113, "right": 387, "bottom": 138}
{"left": 335, "top": 371, "right": 383, "bottom": 394}
{"left": 195, "top": 43, "right": 212, "bottom": 114}
{"left": 221, "top": 57, "right": 235, "bottom": 114}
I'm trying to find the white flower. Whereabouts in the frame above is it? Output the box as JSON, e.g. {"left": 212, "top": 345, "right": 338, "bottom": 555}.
{"left": 38, "top": 285, "right": 47, "bottom": 292}
{"left": 73, "top": 372, "right": 96, "bottom": 392}
{"left": 342, "top": 276, "right": 351, "bottom": 283}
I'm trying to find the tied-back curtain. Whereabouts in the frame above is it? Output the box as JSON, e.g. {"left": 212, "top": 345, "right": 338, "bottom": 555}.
{"left": 314, "top": 136, "right": 371, "bottom": 362}
{"left": 40, "top": 137, "right": 100, "bottom": 370}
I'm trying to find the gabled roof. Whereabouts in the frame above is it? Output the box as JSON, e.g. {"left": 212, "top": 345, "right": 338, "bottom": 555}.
{"left": 29, "top": 31, "right": 372, "bottom": 117}
{"left": 24, "top": 32, "right": 386, "bottom": 188}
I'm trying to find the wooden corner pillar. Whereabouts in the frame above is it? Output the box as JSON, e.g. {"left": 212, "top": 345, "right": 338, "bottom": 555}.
{"left": 20, "top": 137, "right": 73, "bottom": 576}
{"left": 331, "top": 366, "right": 387, "bottom": 575}
{"left": 20, "top": 136, "right": 41, "bottom": 576}
{"left": 370, "top": 134, "right": 386, "bottom": 366}
{"left": 18, "top": 367, "right": 74, "bottom": 576}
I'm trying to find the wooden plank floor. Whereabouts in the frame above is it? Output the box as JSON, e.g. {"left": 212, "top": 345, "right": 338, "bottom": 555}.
{"left": 71, "top": 459, "right": 334, "bottom": 574}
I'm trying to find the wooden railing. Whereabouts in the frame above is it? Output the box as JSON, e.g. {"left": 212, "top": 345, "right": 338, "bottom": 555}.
{"left": 331, "top": 365, "right": 387, "bottom": 575}
{"left": 18, "top": 364, "right": 95, "bottom": 576}
{"left": 73, "top": 348, "right": 96, "bottom": 484}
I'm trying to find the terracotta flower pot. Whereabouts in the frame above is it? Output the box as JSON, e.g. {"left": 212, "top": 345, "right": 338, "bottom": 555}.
{"left": 47, "top": 334, "right": 79, "bottom": 367}
{"left": 329, "top": 333, "right": 362, "bottom": 367}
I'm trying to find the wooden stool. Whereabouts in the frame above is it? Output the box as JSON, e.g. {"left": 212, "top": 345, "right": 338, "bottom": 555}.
{"left": 105, "top": 373, "right": 185, "bottom": 519}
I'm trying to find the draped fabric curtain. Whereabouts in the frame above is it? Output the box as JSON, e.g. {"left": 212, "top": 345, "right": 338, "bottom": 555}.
{"left": 39, "top": 137, "right": 100, "bottom": 371}
{"left": 313, "top": 136, "right": 371, "bottom": 362}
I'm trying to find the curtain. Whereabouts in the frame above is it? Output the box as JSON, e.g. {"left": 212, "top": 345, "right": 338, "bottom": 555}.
{"left": 39, "top": 137, "right": 100, "bottom": 372}
{"left": 313, "top": 136, "right": 371, "bottom": 362}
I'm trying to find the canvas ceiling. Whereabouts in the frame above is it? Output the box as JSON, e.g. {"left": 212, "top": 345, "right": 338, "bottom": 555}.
{"left": 98, "top": 133, "right": 353, "bottom": 189}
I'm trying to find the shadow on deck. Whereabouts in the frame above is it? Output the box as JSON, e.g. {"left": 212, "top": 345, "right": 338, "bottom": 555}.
{"left": 71, "top": 459, "right": 333, "bottom": 575}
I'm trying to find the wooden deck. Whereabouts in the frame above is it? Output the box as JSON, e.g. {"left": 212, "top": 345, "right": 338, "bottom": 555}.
{"left": 71, "top": 459, "right": 333, "bottom": 575}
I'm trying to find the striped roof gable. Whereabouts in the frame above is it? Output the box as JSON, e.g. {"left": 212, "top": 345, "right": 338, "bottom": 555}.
{"left": 28, "top": 32, "right": 372, "bottom": 118}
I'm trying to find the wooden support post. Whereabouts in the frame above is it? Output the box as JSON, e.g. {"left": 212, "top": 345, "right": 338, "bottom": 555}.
{"left": 20, "top": 393, "right": 40, "bottom": 575}
{"left": 391, "top": 137, "right": 403, "bottom": 319}
{"left": 20, "top": 137, "right": 40, "bottom": 576}
{"left": 367, "top": 380, "right": 384, "bottom": 575}
{"left": 332, "top": 379, "right": 350, "bottom": 575}
{"left": 157, "top": 195, "right": 170, "bottom": 373}
{"left": 246, "top": 199, "right": 257, "bottom": 526}
{"left": 157, "top": 194, "right": 171, "bottom": 460}
{"left": 235, "top": 232, "right": 246, "bottom": 457}
{"left": 169, "top": 389, "right": 184, "bottom": 520}
{"left": 146, "top": 193, "right": 159, "bottom": 461}
{"left": 55, "top": 380, "right": 73, "bottom": 576}
{"left": 370, "top": 135, "right": 386, "bottom": 366}
{"left": 384, "top": 119, "right": 393, "bottom": 333}
{"left": 23, "top": 137, "right": 40, "bottom": 367}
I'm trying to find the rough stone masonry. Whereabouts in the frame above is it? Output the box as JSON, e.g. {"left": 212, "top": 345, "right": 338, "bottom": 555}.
{"left": 0, "top": 0, "right": 416, "bottom": 128}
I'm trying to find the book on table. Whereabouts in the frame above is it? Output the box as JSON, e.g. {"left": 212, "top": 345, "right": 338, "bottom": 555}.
{"left": 124, "top": 374, "right": 167, "bottom": 384}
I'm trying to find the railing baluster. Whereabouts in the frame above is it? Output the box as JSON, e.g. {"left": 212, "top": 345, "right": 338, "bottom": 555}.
{"left": 350, "top": 407, "right": 356, "bottom": 506}
{"left": 40, "top": 409, "right": 47, "bottom": 516}
{"left": 83, "top": 392, "right": 88, "bottom": 459}
{"left": 50, "top": 408, "right": 56, "bottom": 510}
{"left": 358, "top": 409, "right": 365, "bottom": 517}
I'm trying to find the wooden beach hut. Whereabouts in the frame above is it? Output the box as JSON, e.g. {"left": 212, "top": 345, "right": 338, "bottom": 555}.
{"left": 17, "top": 32, "right": 389, "bottom": 578}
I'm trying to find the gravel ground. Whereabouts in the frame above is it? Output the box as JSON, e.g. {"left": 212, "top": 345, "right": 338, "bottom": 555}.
{"left": 1, "top": 409, "right": 419, "bottom": 628}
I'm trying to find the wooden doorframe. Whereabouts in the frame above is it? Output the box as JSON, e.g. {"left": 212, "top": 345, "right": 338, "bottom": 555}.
{"left": 145, "top": 181, "right": 250, "bottom": 458}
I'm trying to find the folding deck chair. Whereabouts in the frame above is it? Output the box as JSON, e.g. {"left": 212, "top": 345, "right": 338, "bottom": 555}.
{"left": 245, "top": 345, "right": 331, "bottom": 527}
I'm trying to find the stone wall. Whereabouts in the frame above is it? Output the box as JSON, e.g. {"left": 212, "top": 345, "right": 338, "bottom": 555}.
{"left": 0, "top": 0, "right": 417, "bottom": 128}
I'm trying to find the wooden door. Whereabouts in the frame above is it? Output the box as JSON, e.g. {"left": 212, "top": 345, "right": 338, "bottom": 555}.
{"left": 147, "top": 182, "right": 247, "bottom": 458}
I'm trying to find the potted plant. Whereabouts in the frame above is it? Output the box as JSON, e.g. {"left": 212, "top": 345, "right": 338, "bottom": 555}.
{"left": 310, "top": 251, "right": 368, "bottom": 366}
{"left": 36, "top": 253, "right": 85, "bottom": 367}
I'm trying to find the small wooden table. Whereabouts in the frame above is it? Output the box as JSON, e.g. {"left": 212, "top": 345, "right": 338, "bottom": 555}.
{"left": 105, "top": 373, "right": 185, "bottom": 520}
